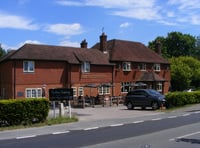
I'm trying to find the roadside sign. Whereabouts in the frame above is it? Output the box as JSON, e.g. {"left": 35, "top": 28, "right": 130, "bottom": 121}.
{"left": 49, "top": 88, "right": 73, "bottom": 101}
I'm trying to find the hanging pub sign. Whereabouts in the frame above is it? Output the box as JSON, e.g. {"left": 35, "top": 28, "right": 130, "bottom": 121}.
{"left": 49, "top": 88, "right": 73, "bottom": 101}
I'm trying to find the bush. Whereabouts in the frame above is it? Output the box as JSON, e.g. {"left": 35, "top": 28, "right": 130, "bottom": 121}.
{"left": 0, "top": 98, "right": 49, "bottom": 127}
{"left": 166, "top": 91, "right": 200, "bottom": 107}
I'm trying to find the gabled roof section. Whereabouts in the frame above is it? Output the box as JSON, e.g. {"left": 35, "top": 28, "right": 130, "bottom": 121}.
{"left": 0, "top": 44, "right": 111, "bottom": 65}
{"left": 92, "top": 39, "right": 169, "bottom": 64}
{"left": 139, "top": 71, "right": 165, "bottom": 82}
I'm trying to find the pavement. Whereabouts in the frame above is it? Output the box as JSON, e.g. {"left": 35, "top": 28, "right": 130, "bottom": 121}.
{"left": 0, "top": 104, "right": 200, "bottom": 140}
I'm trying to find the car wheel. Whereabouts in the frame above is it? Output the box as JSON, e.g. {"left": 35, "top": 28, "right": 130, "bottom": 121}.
{"left": 127, "top": 102, "right": 133, "bottom": 110}
{"left": 152, "top": 102, "right": 159, "bottom": 110}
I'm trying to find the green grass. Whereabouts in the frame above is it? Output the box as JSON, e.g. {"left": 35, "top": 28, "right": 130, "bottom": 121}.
{"left": 46, "top": 116, "right": 78, "bottom": 125}
{"left": 159, "top": 104, "right": 198, "bottom": 113}
{"left": 0, "top": 116, "right": 78, "bottom": 131}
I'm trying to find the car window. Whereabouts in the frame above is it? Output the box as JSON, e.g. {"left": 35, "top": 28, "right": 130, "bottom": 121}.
{"left": 133, "top": 90, "right": 147, "bottom": 96}
{"left": 148, "top": 89, "right": 160, "bottom": 95}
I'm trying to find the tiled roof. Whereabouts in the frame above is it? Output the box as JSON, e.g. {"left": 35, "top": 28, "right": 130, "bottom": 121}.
{"left": 93, "top": 39, "right": 169, "bottom": 64}
{"left": 0, "top": 44, "right": 111, "bottom": 65}
{"left": 139, "top": 71, "right": 166, "bottom": 82}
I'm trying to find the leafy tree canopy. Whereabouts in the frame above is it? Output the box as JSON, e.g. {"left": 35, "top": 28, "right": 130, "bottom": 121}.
{"left": 169, "top": 56, "right": 200, "bottom": 91}
{"left": 148, "top": 31, "right": 197, "bottom": 58}
{"left": 0, "top": 44, "right": 6, "bottom": 58}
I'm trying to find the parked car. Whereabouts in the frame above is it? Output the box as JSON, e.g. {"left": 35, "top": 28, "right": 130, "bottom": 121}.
{"left": 124, "top": 89, "right": 167, "bottom": 110}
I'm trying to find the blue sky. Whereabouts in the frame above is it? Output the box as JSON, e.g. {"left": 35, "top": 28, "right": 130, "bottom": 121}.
{"left": 1, "top": 0, "right": 200, "bottom": 50}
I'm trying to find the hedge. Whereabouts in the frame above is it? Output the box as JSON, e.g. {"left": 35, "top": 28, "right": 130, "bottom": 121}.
{"left": 166, "top": 91, "right": 200, "bottom": 107}
{"left": 0, "top": 98, "right": 49, "bottom": 127}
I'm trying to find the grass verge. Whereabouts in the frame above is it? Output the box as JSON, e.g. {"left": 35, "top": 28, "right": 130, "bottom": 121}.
{"left": 0, "top": 116, "right": 78, "bottom": 131}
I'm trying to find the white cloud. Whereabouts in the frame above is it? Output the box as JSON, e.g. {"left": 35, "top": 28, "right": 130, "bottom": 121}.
{"left": 55, "top": 0, "right": 82, "bottom": 6}
{"left": 45, "top": 23, "right": 83, "bottom": 36}
{"left": 2, "top": 40, "right": 42, "bottom": 50}
{"left": 56, "top": 0, "right": 200, "bottom": 26}
{"left": 0, "top": 13, "right": 39, "bottom": 30}
{"left": 168, "top": 0, "right": 200, "bottom": 10}
{"left": 113, "top": 8, "right": 161, "bottom": 21}
{"left": 120, "top": 22, "right": 131, "bottom": 28}
{"left": 59, "top": 40, "right": 80, "bottom": 47}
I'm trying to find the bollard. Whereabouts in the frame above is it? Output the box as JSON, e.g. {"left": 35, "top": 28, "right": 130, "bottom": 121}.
{"left": 59, "top": 103, "right": 65, "bottom": 117}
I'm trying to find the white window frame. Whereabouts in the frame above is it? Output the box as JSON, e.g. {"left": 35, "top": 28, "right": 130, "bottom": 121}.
{"left": 72, "top": 87, "right": 77, "bottom": 97}
{"left": 138, "top": 63, "right": 146, "bottom": 71}
{"left": 156, "top": 82, "right": 162, "bottom": 92}
{"left": 154, "top": 64, "right": 161, "bottom": 72}
{"left": 121, "top": 82, "right": 132, "bottom": 93}
{"left": 81, "top": 62, "right": 90, "bottom": 72}
{"left": 25, "top": 88, "right": 42, "bottom": 98}
{"left": 122, "top": 62, "right": 131, "bottom": 71}
{"left": 98, "top": 86, "right": 110, "bottom": 95}
{"left": 23, "top": 61, "right": 35, "bottom": 72}
{"left": 78, "top": 87, "right": 84, "bottom": 96}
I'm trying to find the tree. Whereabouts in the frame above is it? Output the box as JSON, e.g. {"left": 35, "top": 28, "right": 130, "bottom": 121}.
{"left": 170, "top": 57, "right": 192, "bottom": 91}
{"left": 0, "top": 44, "right": 6, "bottom": 58}
{"left": 170, "top": 56, "right": 200, "bottom": 91}
{"left": 148, "top": 32, "right": 196, "bottom": 58}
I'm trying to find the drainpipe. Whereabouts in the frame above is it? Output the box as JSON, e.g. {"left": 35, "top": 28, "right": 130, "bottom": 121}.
{"left": 112, "top": 65, "right": 114, "bottom": 96}
{"left": 13, "top": 60, "right": 16, "bottom": 99}
{"left": 67, "top": 63, "right": 71, "bottom": 88}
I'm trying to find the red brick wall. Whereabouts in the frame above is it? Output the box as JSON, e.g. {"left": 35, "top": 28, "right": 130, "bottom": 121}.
{"left": 0, "top": 59, "right": 170, "bottom": 99}
{"left": 0, "top": 61, "right": 14, "bottom": 98}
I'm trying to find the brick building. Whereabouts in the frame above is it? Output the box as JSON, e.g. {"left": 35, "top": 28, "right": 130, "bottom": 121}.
{"left": 0, "top": 33, "right": 170, "bottom": 99}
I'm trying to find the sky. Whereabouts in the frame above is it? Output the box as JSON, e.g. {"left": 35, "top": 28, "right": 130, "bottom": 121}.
{"left": 1, "top": 0, "right": 200, "bottom": 50}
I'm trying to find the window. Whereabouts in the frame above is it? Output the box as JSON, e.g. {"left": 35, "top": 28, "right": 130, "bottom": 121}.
{"left": 81, "top": 62, "right": 90, "bottom": 72}
{"left": 156, "top": 82, "right": 162, "bottom": 92}
{"left": 23, "top": 61, "right": 35, "bottom": 72}
{"left": 78, "top": 87, "right": 84, "bottom": 96}
{"left": 98, "top": 86, "right": 110, "bottom": 95}
{"left": 122, "top": 62, "right": 131, "bottom": 71}
{"left": 26, "top": 88, "right": 42, "bottom": 98}
{"left": 72, "top": 87, "right": 77, "bottom": 97}
{"left": 154, "top": 64, "right": 160, "bottom": 71}
{"left": 121, "top": 82, "right": 132, "bottom": 93}
{"left": 138, "top": 63, "right": 146, "bottom": 71}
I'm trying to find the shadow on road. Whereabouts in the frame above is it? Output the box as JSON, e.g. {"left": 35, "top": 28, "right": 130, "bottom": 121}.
{"left": 176, "top": 138, "right": 200, "bottom": 144}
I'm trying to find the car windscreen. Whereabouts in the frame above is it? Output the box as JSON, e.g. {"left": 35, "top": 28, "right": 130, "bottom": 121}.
{"left": 148, "top": 89, "right": 161, "bottom": 96}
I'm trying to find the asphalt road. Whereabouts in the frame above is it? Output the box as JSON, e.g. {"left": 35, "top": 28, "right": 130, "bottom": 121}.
{"left": 0, "top": 110, "right": 200, "bottom": 148}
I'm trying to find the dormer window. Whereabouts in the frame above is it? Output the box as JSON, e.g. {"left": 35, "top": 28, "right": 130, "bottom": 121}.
{"left": 122, "top": 62, "right": 131, "bottom": 71}
{"left": 81, "top": 62, "right": 90, "bottom": 72}
{"left": 154, "top": 64, "right": 161, "bottom": 71}
{"left": 138, "top": 63, "right": 146, "bottom": 71}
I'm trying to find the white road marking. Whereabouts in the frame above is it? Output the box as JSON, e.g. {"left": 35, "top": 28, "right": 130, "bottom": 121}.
{"left": 182, "top": 113, "right": 190, "bottom": 117}
{"left": 110, "top": 124, "right": 124, "bottom": 127}
{"left": 133, "top": 120, "right": 144, "bottom": 124}
{"left": 16, "top": 135, "right": 36, "bottom": 139}
{"left": 194, "top": 111, "right": 200, "bottom": 114}
{"left": 84, "top": 127, "right": 99, "bottom": 131}
{"left": 52, "top": 131, "right": 70, "bottom": 135}
{"left": 151, "top": 118, "right": 162, "bottom": 121}
{"left": 169, "top": 131, "right": 200, "bottom": 141}
{"left": 168, "top": 116, "right": 177, "bottom": 119}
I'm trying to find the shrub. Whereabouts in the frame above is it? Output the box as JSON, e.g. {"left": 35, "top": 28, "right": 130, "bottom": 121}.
{"left": 166, "top": 91, "right": 200, "bottom": 107}
{"left": 0, "top": 98, "right": 49, "bottom": 126}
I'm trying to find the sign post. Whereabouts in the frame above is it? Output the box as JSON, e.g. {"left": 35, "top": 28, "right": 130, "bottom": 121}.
{"left": 49, "top": 88, "right": 73, "bottom": 118}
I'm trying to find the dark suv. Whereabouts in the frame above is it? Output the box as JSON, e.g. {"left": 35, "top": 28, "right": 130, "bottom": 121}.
{"left": 124, "top": 89, "right": 167, "bottom": 110}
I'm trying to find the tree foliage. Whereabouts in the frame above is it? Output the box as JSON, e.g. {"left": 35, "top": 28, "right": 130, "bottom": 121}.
{"left": 0, "top": 45, "right": 6, "bottom": 58}
{"left": 148, "top": 31, "right": 196, "bottom": 58}
{"left": 169, "top": 56, "right": 200, "bottom": 91}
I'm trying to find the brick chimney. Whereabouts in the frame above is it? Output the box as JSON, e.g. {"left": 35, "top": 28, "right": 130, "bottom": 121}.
{"left": 100, "top": 32, "right": 107, "bottom": 53}
{"left": 155, "top": 40, "right": 161, "bottom": 55}
{"left": 80, "top": 39, "right": 87, "bottom": 48}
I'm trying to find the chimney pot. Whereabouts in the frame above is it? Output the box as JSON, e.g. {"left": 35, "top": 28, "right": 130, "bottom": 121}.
{"left": 80, "top": 39, "right": 88, "bottom": 48}
{"left": 100, "top": 32, "right": 107, "bottom": 52}
{"left": 155, "top": 40, "right": 161, "bottom": 55}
